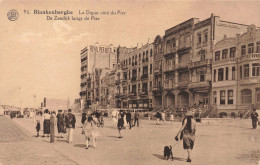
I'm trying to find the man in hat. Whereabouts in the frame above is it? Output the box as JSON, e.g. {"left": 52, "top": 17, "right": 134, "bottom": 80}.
{"left": 56, "top": 110, "right": 65, "bottom": 138}
{"left": 65, "top": 109, "right": 76, "bottom": 143}
{"left": 176, "top": 111, "right": 196, "bottom": 163}
{"left": 251, "top": 107, "right": 259, "bottom": 129}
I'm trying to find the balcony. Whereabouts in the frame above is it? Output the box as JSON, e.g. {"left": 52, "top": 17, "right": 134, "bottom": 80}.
{"left": 141, "top": 74, "right": 148, "bottom": 80}
{"left": 128, "top": 92, "right": 137, "bottom": 98}
{"left": 139, "top": 90, "right": 148, "bottom": 97}
{"left": 164, "top": 65, "right": 175, "bottom": 73}
{"left": 152, "top": 86, "right": 163, "bottom": 92}
{"left": 154, "top": 67, "right": 162, "bottom": 74}
{"left": 122, "top": 65, "right": 128, "bottom": 70}
{"left": 115, "top": 79, "right": 120, "bottom": 85}
{"left": 176, "top": 81, "right": 189, "bottom": 88}
{"left": 164, "top": 83, "right": 174, "bottom": 90}
{"left": 189, "top": 59, "right": 212, "bottom": 69}
{"left": 79, "top": 91, "right": 86, "bottom": 96}
{"left": 176, "top": 63, "right": 188, "bottom": 70}
{"left": 213, "top": 58, "right": 237, "bottom": 66}
{"left": 188, "top": 81, "right": 210, "bottom": 89}
{"left": 240, "top": 53, "right": 260, "bottom": 62}
{"left": 131, "top": 77, "right": 137, "bottom": 81}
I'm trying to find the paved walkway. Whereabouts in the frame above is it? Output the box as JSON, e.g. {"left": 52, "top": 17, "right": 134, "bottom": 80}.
{"left": 2, "top": 115, "right": 260, "bottom": 165}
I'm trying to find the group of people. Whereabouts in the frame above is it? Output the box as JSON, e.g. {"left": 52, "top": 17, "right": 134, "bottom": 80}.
{"left": 155, "top": 111, "right": 174, "bottom": 125}
{"left": 36, "top": 109, "right": 76, "bottom": 144}
{"left": 111, "top": 109, "right": 140, "bottom": 137}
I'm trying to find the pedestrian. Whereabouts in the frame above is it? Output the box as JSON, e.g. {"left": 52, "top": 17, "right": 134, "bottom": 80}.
{"left": 156, "top": 111, "right": 161, "bottom": 125}
{"left": 251, "top": 107, "right": 258, "bottom": 129}
{"left": 161, "top": 111, "right": 166, "bottom": 124}
{"left": 81, "top": 112, "right": 87, "bottom": 128}
{"left": 111, "top": 109, "right": 118, "bottom": 128}
{"left": 82, "top": 116, "right": 99, "bottom": 149}
{"left": 130, "top": 110, "right": 135, "bottom": 127}
{"left": 133, "top": 111, "right": 139, "bottom": 127}
{"left": 56, "top": 110, "right": 65, "bottom": 138}
{"left": 126, "top": 111, "right": 131, "bottom": 129}
{"left": 170, "top": 112, "right": 174, "bottom": 124}
{"left": 65, "top": 109, "right": 76, "bottom": 143}
{"left": 175, "top": 111, "right": 196, "bottom": 163}
{"left": 36, "top": 120, "right": 40, "bottom": 137}
{"left": 43, "top": 109, "right": 51, "bottom": 137}
{"left": 118, "top": 113, "right": 124, "bottom": 138}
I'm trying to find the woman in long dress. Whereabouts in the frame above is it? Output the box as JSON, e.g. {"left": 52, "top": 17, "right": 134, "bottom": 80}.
{"left": 43, "top": 109, "right": 51, "bottom": 137}
{"left": 82, "top": 116, "right": 100, "bottom": 149}
{"left": 176, "top": 111, "right": 196, "bottom": 163}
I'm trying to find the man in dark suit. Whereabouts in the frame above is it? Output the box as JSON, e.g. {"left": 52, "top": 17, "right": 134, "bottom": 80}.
{"left": 126, "top": 111, "right": 132, "bottom": 129}
{"left": 251, "top": 108, "right": 258, "bottom": 129}
{"left": 133, "top": 111, "right": 139, "bottom": 127}
{"left": 65, "top": 109, "right": 76, "bottom": 143}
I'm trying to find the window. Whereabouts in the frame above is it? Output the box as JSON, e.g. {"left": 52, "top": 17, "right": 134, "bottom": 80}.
{"left": 139, "top": 53, "right": 141, "bottom": 61}
{"left": 172, "top": 38, "right": 176, "bottom": 48}
{"left": 248, "top": 43, "right": 254, "bottom": 54}
{"left": 213, "top": 91, "right": 217, "bottom": 104}
{"left": 199, "top": 71, "right": 205, "bottom": 82}
{"left": 241, "top": 89, "right": 252, "bottom": 104}
{"left": 226, "top": 67, "right": 229, "bottom": 80}
{"left": 150, "top": 64, "right": 152, "bottom": 74}
{"left": 252, "top": 63, "right": 260, "bottom": 76}
{"left": 215, "top": 51, "right": 220, "bottom": 61}
{"left": 222, "top": 49, "right": 228, "bottom": 59}
{"left": 129, "top": 58, "right": 131, "bottom": 65}
{"left": 241, "top": 45, "right": 246, "bottom": 55}
{"left": 220, "top": 90, "right": 225, "bottom": 105}
{"left": 150, "top": 49, "right": 153, "bottom": 57}
{"left": 218, "top": 68, "right": 224, "bottom": 81}
{"left": 150, "top": 81, "right": 152, "bottom": 92}
{"left": 232, "top": 67, "right": 236, "bottom": 80}
{"left": 257, "top": 42, "right": 260, "bottom": 53}
{"left": 203, "top": 30, "right": 208, "bottom": 43}
{"left": 244, "top": 64, "right": 249, "bottom": 77}
{"left": 228, "top": 90, "right": 233, "bottom": 104}
{"left": 180, "top": 34, "right": 185, "bottom": 46}
{"left": 138, "top": 84, "right": 140, "bottom": 92}
{"left": 199, "top": 50, "right": 206, "bottom": 61}
{"left": 213, "top": 70, "right": 216, "bottom": 82}
{"left": 230, "top": 47, "right": 236, "bottom": 58}
{"left": 240, "top": 66, "right": 242, "bottom": 79}
{"left": 197, "top": 33, "right": 202, "bottom": 44}
{"left": 185, "top": 33, "right": 190, "bottom": 46}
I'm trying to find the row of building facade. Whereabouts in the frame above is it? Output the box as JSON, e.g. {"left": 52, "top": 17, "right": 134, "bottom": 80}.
{"left": 80, "top": 14, "right": 260, "bottom": 117}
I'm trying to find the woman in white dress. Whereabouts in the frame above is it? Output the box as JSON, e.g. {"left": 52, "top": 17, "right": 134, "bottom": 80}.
{"left": 82, "top": 116, "right": 100, "bottom": 149}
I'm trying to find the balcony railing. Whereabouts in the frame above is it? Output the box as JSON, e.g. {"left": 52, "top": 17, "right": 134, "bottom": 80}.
{"left": 164, "top": 65, "right": 175, "bottom": 72}
{"left": 176, "top": 63, "right": 188, "bottom": 69}
{"left": 139, "top": 90, "right": 148, "bottom": 96}
{"left": 131, "top": 77, "right": 137, "bottom": 81}
{"left": 177, "top": 81, "right": 189, "bottom": 88}
{"left": 188, "top": 81, "right": 210, "bottom": 89}
{"left": 154, "top": 67, "right": 162, "bottom": 74}
{"left": 152, "top": 86, "right": 163, "bottom": 92}
{"left": 141, "top": 74, "right": 148, "bottom": 79}
{"left": 129, "top": 92, "right": 136, "bottom": 96}
{"left": 213, "top": 58, "right": 237, "bottom": 66}
{"left": 189, "top": 59, "right": 212, "bottom": 68}
{"left": 164, "top": 83, "right": 174, "bottom": 90}
{"left": 240, "top": 53, "right": 260, "bottom": 62}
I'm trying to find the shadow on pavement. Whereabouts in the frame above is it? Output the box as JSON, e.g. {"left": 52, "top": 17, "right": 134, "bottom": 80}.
{"left": 106, "top": 135, "right": 119, "bottom": 138}
{"left": 74, "top": 144, "right": 86, "bottom": 148}
{"left": 153, "top": 154, "right": 186, "bottom": 162}
{"left": 56, "top": 139, "right": 68, "bottom": 143}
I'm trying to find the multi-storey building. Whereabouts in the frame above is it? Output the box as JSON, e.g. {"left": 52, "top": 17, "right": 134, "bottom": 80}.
{"left": 212, "top": 25, "right": 260, "bottom": 116}
{"left": 118, "top": 43, "right": 154, "bottom": 110}
{"left": 153, "top": 18, "right": 199, "bottom": 109}
{"left": 189, "top": 14, "right": 249, "bottom": 107}
{"left": 80, "top": 43, "right": 117, "bottom": 109}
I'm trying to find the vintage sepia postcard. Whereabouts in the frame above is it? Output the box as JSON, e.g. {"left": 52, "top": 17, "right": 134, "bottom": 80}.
{"left": 0, "top": 0, "right": 260, "bottom": 165}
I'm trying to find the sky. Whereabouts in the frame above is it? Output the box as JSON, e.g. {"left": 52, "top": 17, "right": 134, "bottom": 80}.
{"left": 0, "top": 0, "right": 259, "bottom": 108}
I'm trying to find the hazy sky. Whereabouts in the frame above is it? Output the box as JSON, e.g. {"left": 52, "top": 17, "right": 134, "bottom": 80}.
{"left": 0, "top": 0, "right": 259, "bottom": 108}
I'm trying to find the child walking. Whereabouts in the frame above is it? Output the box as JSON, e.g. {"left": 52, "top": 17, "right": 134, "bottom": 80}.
{"left": 36, "top": 120, "right": 41, "bottom": 137}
